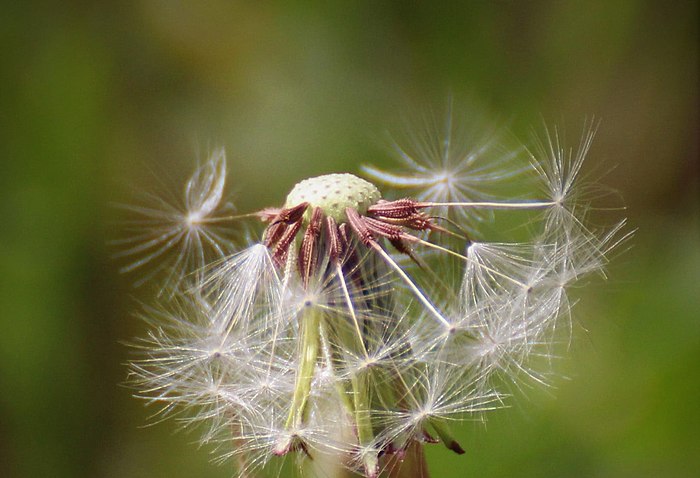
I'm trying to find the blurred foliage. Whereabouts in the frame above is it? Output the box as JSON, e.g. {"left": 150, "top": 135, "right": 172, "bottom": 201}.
{"left": 0, "top": 1, "right": 697, "bottom": 477}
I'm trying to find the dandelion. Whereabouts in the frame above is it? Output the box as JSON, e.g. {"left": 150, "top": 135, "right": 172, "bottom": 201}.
{"left": 125, "top": 117, "right": 628, "bottom": 478}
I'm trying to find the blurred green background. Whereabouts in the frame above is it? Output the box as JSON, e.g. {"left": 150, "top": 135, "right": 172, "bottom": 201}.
{"left": 1, "top": 1, "right": 697, "bottom": 477}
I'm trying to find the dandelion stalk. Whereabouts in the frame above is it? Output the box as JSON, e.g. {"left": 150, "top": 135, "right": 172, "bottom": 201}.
{"left": 351, "top": 371, "right": 379, "bottom": 478}
{"left": 275, "top": 305, "right": 321, "bottom": 456}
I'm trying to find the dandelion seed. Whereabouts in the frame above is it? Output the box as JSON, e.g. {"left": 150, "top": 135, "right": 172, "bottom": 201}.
{"left": 363, "top": 103, "right": 526, "bottom": 232}
{"left": 126, "top": 118, "right": 628, "bottom": 478}
{"left": 114, "top": 149, "right": 238, "bottom": 291}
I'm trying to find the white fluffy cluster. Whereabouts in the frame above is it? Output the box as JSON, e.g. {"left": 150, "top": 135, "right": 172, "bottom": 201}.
{"left": 125, "top": 120, "right": 627, "bottom": 478}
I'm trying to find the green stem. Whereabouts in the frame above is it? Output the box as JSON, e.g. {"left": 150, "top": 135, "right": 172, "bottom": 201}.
{"left": 288, "top": 307, "right": 321, "bottom": 428}
{"left": 319, "top": 318, "right": 355, "bottom": 416}
{"left": 351, "top": 371, "right": 378, "bottom": 477}
{"left": 321, "top": 310, "right": 380, "bottom": 477}
{"left": 425, "top": 418, "right": 465, "bottom": 455}
{"left": 275, "top": 306, "right": 321, "bottom": 455}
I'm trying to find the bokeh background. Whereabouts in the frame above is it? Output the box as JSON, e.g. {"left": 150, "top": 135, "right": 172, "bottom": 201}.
{"left": 1, "top": 1, "right": 698, "bottom": 477}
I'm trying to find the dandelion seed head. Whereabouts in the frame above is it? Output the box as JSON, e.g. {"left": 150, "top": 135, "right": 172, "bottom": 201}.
{"left": 285, "top": 173, "right": 381, "bottom": 223}
{"left": 125, "top": 113, "right": 629, "bottom": 478}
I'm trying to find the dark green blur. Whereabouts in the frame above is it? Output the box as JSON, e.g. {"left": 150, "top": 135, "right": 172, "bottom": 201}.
{"left": 0, "top": 1, "right": 697, "bottom": 477}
